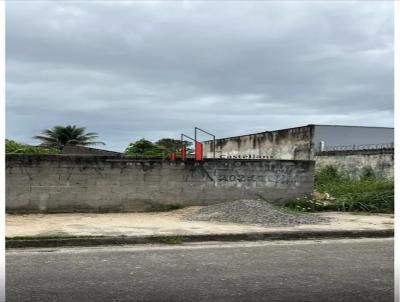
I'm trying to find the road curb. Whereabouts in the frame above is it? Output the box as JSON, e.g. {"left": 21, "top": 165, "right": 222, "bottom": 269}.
{"left": 6, "top": 229, "right": 394, "bottom": 249}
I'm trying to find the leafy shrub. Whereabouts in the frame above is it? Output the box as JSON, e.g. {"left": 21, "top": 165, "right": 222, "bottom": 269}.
{"left": 124, "top": 139, "right": 168, "bottom": 157}
{"left": 6, "top": 139, "right": 60, "bottom": 154}
{"left": 284, "top": 197, "right": 332, "bottom": 212}
{"left": 360, "top": 166, "right": 375, "bottom": 180}
{"left": 315, "top": 165, "right": 341, "bottom": 185}
{"left": 284, "top": 166, "right": 394, "bottom": 213}
{"left": 124, "top": 138, "right": 189, "bottom": 158}
{"left": 155, "top": 138, "right": 193, "bottom": 153}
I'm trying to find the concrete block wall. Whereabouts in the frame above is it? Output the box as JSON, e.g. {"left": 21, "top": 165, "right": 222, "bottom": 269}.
{"left": 6, "top": 154, "right": 315, "bottom": 213}
{"left": 315, "top": 149, "right": 394, "bottom": 179}
{"left": 203, "top": 126, "right": 313, "bottom": 160}
{"left": 62, "top": 145, "right": 122, "bottom": 155}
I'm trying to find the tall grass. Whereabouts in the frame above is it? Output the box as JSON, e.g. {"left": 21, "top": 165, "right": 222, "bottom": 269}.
{"left": 284, "top": 166, "right": 394, "bottom": 213}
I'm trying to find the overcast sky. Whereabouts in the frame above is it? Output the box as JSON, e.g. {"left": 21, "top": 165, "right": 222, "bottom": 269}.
{"left": 6, "top": 1, "right": 394, "bottom": 151}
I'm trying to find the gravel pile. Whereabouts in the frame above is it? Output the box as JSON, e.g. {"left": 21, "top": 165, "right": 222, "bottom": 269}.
{"left": 186, "top": 199, "right": 328, "bottom": 226}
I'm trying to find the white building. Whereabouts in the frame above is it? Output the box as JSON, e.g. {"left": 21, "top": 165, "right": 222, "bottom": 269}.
{"left": 203, "top": 124, "right": 394, "bottom": 160}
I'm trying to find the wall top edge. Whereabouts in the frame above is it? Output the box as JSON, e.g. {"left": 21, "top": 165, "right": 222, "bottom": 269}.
{"left": 315, "top": 149, "right": 394, "bottom": 156}
{"left": 203, "top": 125, "right": 313, "bottom": 143}
{"left": 5, "top": 154, "right": 315, "bottom": 164}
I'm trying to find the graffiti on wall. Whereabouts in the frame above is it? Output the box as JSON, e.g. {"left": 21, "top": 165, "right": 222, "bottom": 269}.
{"left": 193, "top": 163, "right": 301, "bottom": 185}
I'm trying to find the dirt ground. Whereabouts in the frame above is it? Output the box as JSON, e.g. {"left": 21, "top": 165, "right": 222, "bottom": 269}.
{"left": 6, "top": 206, "right": 394, "bottom": 238}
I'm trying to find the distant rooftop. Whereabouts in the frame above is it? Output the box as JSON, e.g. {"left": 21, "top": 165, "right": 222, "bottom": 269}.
{"left": 309, "top": 124, "right": 394, "bottom": 129}
{"left": 204, "top": 124, "right": 394, "bottom": 142}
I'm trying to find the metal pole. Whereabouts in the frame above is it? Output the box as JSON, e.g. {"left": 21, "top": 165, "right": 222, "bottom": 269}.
{"left": 181, "top": 133, "right": 197, "bottom": 159}
{"left": 194, "top": 127, "right": 216, "bottom": 159}
{"left": 181, "top": 134, "right": 196, "bottom": 149}
{"left": 181, "top": 133, "right": 195, "bottom": 142}
{"left": 194, "top": 128, "right": 197, "bottom": 156}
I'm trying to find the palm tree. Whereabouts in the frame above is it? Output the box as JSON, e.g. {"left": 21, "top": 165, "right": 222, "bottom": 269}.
{"left": 33, "top": 125, "right": 105, "bottom": 150}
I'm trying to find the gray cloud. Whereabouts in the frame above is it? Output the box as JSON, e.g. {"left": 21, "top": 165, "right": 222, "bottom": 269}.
{"left": 6, "top": 1, "right": 394, "bottom": 151}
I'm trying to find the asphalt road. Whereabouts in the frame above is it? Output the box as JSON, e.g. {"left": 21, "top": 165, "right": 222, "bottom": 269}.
{"left": 6, "top": 238, "right": 393, "bottom": 302}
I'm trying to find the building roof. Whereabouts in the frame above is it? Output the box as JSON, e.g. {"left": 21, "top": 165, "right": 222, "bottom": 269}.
{"left": 203, "top": 124, "right": 394, "bottom": 142}
{"left": 309, "top": 124, "right": 394, "bottom": 129}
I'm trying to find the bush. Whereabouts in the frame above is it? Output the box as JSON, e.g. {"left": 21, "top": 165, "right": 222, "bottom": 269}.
{"left": 6, "top": 139, "right": 60, "bottom": 154}
{"left": 284, "top": 197, "right": 332, "bottom": 212}
{"left": 284, "top": 166, "right": 394, "bottom": 213}
{"left": 124, "top": 139, "right": 168, "bottom": 157}
{"left": 124, "top": 138, "right": 189, "bottom": 158}
{"left": 315, "top": 165, "right": 341, "bottom": 185}
{"left": 155, "top": 138, "right": 193, "bottom": 153}
{"left": 360, "top": 166, "right": 375, "bottom": 180}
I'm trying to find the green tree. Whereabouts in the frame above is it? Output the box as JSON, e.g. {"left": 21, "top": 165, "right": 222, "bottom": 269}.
{"left": 155, "top": 138, "right": 193, "bottom": 153}
{"left": 124, "top": 139, "right": 167, "bottom": 157}
{"left": 6, "top": 139, "right": 60, "bottom": 154}
{"left": 33, "top": 125, "right": 104, "bottom": 150}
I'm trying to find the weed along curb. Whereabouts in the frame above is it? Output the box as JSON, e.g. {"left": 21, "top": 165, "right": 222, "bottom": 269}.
{"left": 6, "top": 229, "right": 394, "bottom": 249}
